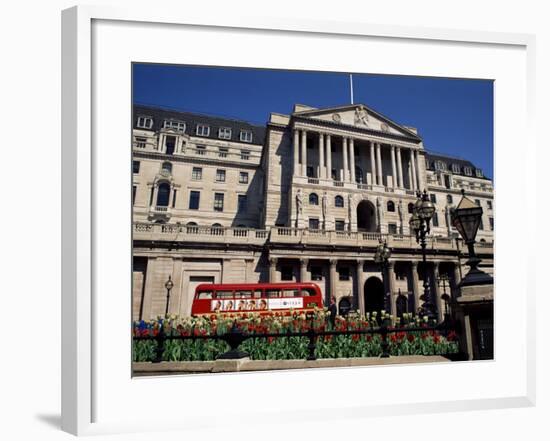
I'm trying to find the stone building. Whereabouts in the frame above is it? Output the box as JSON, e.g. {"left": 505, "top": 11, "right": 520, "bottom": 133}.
{"left": 132, "top": 103, "right": 494, "bottom": 325}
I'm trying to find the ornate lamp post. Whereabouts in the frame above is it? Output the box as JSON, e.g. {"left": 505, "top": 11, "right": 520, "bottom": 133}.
{"left": 409, "top": 190, "right": 436, "bottom": 321}
{"left": 438, "top": 273, "right": 450, "bottom": 320}
{"left": 374, "top": 238, "right": 392, "bottom": 316}
{"left": 164, "top": 275, "right": 174, "bottom": 317}
{"left": 450, "top": 190, "right": 493, "bottom": 287}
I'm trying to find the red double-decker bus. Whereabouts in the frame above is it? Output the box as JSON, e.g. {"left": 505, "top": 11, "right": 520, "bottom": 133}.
{"left": 191, "top": 282, "right": 324, "bottom": 316}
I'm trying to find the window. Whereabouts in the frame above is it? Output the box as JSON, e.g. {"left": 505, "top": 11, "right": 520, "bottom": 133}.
{"left": 388, "top": 223, "right": 398, "bottom": 234}
{"left": 241, "top": 150, "right": 250, "bottom": 160}
{"left": 238, "top": 195, "right": 247, "bottom": 213}
{"left": 338, "top": 267, "right": 350, "bottom": 281}
{"left": 451, "top": 163, "right": 461, "bottom": 173}
{"left": 307, "top": 166, "right": 314, "bottom": 178}
{"left": 479, "top": 218, "right": 484, "bottom": 230}
{"left": 218, "top": 147, "right": 228, "bottom": 158}
{"left": 196, "top": 124, "right": 210, "bottom": 136}
{"left": 475, "top": 199, "right": 481, "bottom": 206}
{"left": 331, "top": 169, "right": 338, "bottom": 180}
{"left": 214, "top": 193, "right": 224, "bottom": 212}
{"left": 435, "top": 160, "right": 447, "bottom": 171}
{"left": 489, "top": 217, "right": 494, "bottom": 231}
{"left": 165, "top": 136, "right": 176, "bottom": 155}
{"left": 132, "top": 160, "right": 140, "bottom": 174}
{"left": 309, "top": 218, "right": 319, "bottom": 230}
{"left": 334, "top": 195, "right": 344, "bottom": 207}
{"left": 487, "top": 200, "right": 493, "bottom": 210}
{"left": 163, "top": 120, "right": 185, "bottom": 132}
{"left": 132, "top": 186, "right": 137, "bottom": 205}
{"left": 156, "top": 183, "right": 170, "bottom": 207}
{"left": 239, "top": 172, "right": 249, "bottom": 184}
{"left": 408, "top": 203, "right": 414, "bottom": 214}
{"left": 240, "top": 130, "right": 253, "bottom": 143}
{"left": 387, "top": 201, "right": 395, "bottom": 212}
{"left": 335, "top": 220, "right": 345, "bottom": 231}
{"left": 161, "top": 161, "right": 172, "bottom": 174}
{"left": 137, "top": 116, "right": 153, "bottom": 129}
{"left": 218, "top": 127, "right": 232, "bottom": 139}
{"left": 191, "top": 167, "right": 202, "bottom": 180}
{"left": 475, "top": 169, "right": 484, "bottom": 178}
{"left": 464, "top": 166, "right": 473, "bottom": 176}
{"left": 189, "top": 191, "right": 200, "bottom": 210}
{"left": 196, "top": 145, "right": 206, "bottom": 155}
{"left": 446, "top": 194, "right": 453, "bottom": 204}
{"left": 281, "top": 266, "right": 293, "bottom": 281}
{"left": 432, "top": 212, "right": 439, "bottom": 227}
{"left": 430, "top": 194, "right": 437, "bottom": 203}
{"left": 311, "top": 266, "right": 323, "bottom": 281}
{"left": 216, "top": 169, "right": 226, "bottom": 182}
{"left": 309, "top": 193, "right": 319, "bottom": 205}
{"left": 355, "top": 167, "right": 364, "bottom": 183}
{"left": 135, "top": 136, "right": 147, "bottom": 148}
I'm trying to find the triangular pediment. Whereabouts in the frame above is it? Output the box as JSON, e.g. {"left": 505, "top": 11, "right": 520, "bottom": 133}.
{"left": 293, "top": 104, "right": 420, "bottom": 140}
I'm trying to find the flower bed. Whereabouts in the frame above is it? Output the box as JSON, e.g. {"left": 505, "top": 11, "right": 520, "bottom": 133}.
{"left": 133, "top": 310, "right": 459, "bottom": 362}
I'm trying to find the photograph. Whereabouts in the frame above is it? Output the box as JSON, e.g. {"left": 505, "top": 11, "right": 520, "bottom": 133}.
{"left": 131, "top": 64, "right": 494, "bottom": 375}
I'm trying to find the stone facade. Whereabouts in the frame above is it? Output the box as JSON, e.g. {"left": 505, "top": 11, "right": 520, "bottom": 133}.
{"left": 132, "top": 103, "right": 494, "bottom": 322}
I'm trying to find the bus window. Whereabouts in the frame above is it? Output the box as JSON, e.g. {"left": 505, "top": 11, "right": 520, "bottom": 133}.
{"left": 197, "top": 290, "right": 213, "bottom": 299}
{"left": 215, "top": 290, "right": 233, "bottom": 299}
{"left": 283, "top": 289, "right": 299, "bottom": 297}
{"left": 253, "top": 290, "right": 262, "bottom": 298}
{"left": 265, "top": 289, "right": 280, "bottom": 298}
{"left": 300, "top": 288, "right": 316, "bottom": 297}
{"left": 235, "top": 290, "right": 252, "bottom": 298}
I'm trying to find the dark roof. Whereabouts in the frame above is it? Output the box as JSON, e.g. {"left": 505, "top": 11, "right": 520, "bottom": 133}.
{"left": 425, "top": 151, "right": 490, "bottom": 180}
{"left": 133, "top": 105, "right": 266, "bottom": 145}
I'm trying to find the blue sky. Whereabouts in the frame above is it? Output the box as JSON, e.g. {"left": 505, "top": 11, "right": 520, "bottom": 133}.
{"left": 133, "top": 64, "right": 493, "bottom": 179}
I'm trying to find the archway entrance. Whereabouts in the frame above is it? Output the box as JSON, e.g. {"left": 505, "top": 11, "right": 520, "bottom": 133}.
{"left": 364, "top": 276, "right": 384, "bottom": 314}
{"left": 356, "top": 200, "right": 377, "bottom": 232}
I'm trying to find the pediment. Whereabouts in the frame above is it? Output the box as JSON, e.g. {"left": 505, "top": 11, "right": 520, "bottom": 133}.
{"left": 294, "top": 104, "right": 420, "bottom": 140}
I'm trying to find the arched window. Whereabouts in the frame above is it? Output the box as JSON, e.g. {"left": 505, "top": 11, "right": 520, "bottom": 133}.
{"left": 480, "top": 238, "right": 486, "bottom": 243}
{"left": 446, "top": 194, "right": 453, "bottom": 204}
{"left": 408, "top": 203, "right": 414, "bottom": 214}
{"left": 212, "top": 223, "right": 222, "bottom": 227}
{"left": 387, "top": 200, "right": 395, "bottom": 212}
{"left": 161, "top": 161, "right": 172, "bottom": 173}
{"left": 156, "top": 182, "right": 170, "bottom": 206}
{"left": 335, "top": 195, "right": 344, "bottom": 207}
{"left": 211, "top": 223, "right": 224, "bottom": 236}
{"left": 309, "top": 193, "right": 319, "bottom": 205}
{"left": 186, "top": 221, "right": 198, "bottom": 234}
{"left": 355, "top": 166, "right": 364, "bottom": 184}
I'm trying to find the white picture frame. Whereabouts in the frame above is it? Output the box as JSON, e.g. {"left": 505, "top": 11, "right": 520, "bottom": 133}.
{"left": 62, "top": 5, "right": 536, "bottom": 436}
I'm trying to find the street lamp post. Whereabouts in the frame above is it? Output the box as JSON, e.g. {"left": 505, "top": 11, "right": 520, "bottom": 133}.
{"left": 164, "top": 275, "right": 174, "bottom": 317}
{"left": 409, "top": 190, "right": 436, "bottom": 321}
{"left": 438, "top": 273, "right": 450, "bottom": 320}
{"left": 374, "top": 237, "right": 392, "bottom": 317}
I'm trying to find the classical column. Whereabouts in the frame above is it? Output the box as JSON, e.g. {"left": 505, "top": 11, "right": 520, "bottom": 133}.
{"left": 342, "top": 137, "right": 349, "bottom": 182}
{"left": 416, "top": 150, "right": 423, "bottom": 190}
{"left": 300, "top": 258, "right": 309, "bottom": 282}
{"left": 396, "top": 147, "right": 404, "bottom": 188}
{"left": 407, "top": 159, "right": 413, "bottom": 191}
{"left": 141, "top": 257, "right": 157, "bottom": 319}
{"left": 388, "top": 261, "right": 397, "bottom": 320}
{"left": 370, "top": 141, "right": 377, "bottom": 185}
{"left": 433, "top": 262, "right": 444, "bottom": 323}
{"left": 390, "top": 145, "right": 397, "bottom": 189}
{"left": 349, "top": 138, "right": 356, "bottom": 183}
{"left": 293, "top": 129, "right": 300, "bottom": 175}
{"left": 411, "top": 261, "right": 420, "bottom": 314}
{"left": 356, "top": 260, "right": 365, "bottom": 315}
{"left": 376, "top": 143, "right": 383, "bottom": 186}
{"left": 453, "top": 263, "right": 461, "bottom": 296}
{"left": 269, "top": 257, "right": 278, "bottom": 283}
{"left": 329, "top": 259, "right": 338, "bottom": 301}
{"left": 318, "top": 133, "right": 325, "bottom": 179}
{"left": 326, "top": 134, "right": 332, "bottom": 180}
{"left": 410, "top": 150, "right": 418, "bottom": 191}
{"left": 301, "top": 130, "right": 307, "bottom": 176}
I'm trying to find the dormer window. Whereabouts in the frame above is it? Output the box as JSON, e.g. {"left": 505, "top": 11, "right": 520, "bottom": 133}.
{"left": 163, "top": 120, "right": 186, "bottom": 132}
{"left": 218, "top": 127, "right": 232, "bottom": 140}
{"left": 196, "top": 124, "right": 210, "bottom": 137}
{"left": 451, "top": 163, "right": 461, "bottom": 173}
{"left": 475, "top": 169, "right": 484, "bottom": 178}
{"left": 137, "top": 116, "right": 153, "bottom": 129}
{"left": 240, "top": 130, "right": 253, "bottom": 143}
{"left": 435, "top": 160, "right": 447, "bottom": 171}
{"left": 464, "top": 166, "right": 473, "bottom": 176}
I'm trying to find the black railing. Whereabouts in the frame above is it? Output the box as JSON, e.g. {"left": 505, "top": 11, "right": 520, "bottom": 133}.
{"left": 133, "top": 318, "right": 453, "bottom": 363}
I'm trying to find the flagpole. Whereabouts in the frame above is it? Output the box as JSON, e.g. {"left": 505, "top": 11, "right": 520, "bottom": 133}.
{"left": 349, "top": 74, "right": 354, "bottom": 104}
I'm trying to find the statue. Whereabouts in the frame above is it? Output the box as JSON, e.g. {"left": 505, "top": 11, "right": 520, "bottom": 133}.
{"left": 296, "top": 189, "right": 303, "bottom": 216}
{"left": 322, "top": 192, "right": 328, "bottom": 219}
{"left": 398, "top": 199, "right": 404, "bottom": 234}
{"left": 348, "top": 193, "right": 353, "bottom": 230}
{"left": 354, "top": 107, "right": 369, "bottom": 126}
{"left": 376, "top": 197, "right": 382, "bottom": 232}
